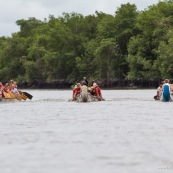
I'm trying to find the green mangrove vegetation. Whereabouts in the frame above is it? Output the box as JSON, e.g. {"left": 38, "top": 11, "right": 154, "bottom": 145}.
{"left": 1, "top": 0, "right": 173, "bottom": 88}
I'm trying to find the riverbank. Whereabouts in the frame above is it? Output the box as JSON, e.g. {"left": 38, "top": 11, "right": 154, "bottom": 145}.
{"left": 16, "top": 79, "right": 159, "bottom": 89}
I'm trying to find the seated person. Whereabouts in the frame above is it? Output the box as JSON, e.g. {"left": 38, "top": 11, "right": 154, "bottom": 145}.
{"left": 3, "top": 83, "right": 10, "bottom": 93}
{"left": 90, "top": 83, "right": 103, "bottom": 101}
{"left": 0, "top": 83, "right": 4, "bottom": 98}
{"left": 72, "top": 83, "right": 81, "bottom": 101}
{"left": 10, "top": 84, "right": 19, "bottom": 96}
{"left": 161, "top": 79, "right": 172, "bottom": 101}
{"left": 156, "top": 82, "right": 164, "bottom": 100}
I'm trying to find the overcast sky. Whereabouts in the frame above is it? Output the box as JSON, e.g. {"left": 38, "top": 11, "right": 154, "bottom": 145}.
{"left": 0, "top": 0, "right": 160, "bottom": 37}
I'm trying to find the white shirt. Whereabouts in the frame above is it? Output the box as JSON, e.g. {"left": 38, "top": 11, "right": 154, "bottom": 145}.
{"left": 11, "top": 88, "right": 19, "bottom": 95}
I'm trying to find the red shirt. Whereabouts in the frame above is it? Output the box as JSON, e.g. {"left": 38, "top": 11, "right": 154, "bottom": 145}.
{"left": 74, "top": 87, "right": 81, "bottom": 95}
{"left": 3, "top": 88, "right": 9, "bottom": 93}
{"left": 94, "top": 86, "right": 101, "bottom": 96}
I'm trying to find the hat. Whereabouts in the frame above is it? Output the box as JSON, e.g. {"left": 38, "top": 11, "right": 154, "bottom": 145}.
{"left": 93, "top": 83, "right": 97, "bottom": 87}
{"left": 165, "top": 79, "right": 169, "bottom": 83}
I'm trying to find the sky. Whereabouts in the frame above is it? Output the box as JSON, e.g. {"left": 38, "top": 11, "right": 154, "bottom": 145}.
{"left": 0, "top": 0, "right": 160, "bottom": 37}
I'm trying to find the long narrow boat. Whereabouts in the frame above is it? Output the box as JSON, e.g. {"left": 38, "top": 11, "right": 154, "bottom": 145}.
{"left": 74, "top": 85, "right": 104, "bottom": 102}
{"left": 0, "top": 91, "right": 33, "bottom": 102}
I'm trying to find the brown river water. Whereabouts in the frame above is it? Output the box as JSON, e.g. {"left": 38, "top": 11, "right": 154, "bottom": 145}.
{"left": 0, "top": 89, "right": 173, "bottom": 173}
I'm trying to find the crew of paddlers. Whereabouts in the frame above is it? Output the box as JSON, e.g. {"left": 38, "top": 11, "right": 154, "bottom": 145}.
{"left": 72, "top": 77, "right": 104, "bottom": 101}
{"left": 2, "top": 78, "right": 173, "bottom": 102}
{"left": 154, "top": 79, "right": 173, "bottom": 101}
{"left": 0, "top": 80, "right": 31, "bottom": 100}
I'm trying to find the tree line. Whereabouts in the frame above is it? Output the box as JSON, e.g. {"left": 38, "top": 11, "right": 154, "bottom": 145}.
{"left": 0, "top": 0, "right": 173, "bottom": 88}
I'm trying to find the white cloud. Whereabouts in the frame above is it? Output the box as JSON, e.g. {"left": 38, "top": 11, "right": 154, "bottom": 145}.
{"left": 0, "top": 0, "right": 160, "bottom": 36}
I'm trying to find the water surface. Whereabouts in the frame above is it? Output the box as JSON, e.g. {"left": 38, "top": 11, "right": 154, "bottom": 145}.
{"left": 0, "top": 89, "right": 173, "bottom": 173}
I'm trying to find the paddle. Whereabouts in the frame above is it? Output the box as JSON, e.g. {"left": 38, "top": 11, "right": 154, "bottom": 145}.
{"left": 18, "top": 92, "right": 27, "bottom": 100}
{"left": 22, "top": 92, "right": 33, "bottom": 100}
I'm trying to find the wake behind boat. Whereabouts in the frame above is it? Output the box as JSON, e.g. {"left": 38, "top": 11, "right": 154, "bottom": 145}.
{"left": 75, "top": 86, "right": 104, "bottom": 102}
{"left": 0, "top": 97, "right": 20, "bottom": 103}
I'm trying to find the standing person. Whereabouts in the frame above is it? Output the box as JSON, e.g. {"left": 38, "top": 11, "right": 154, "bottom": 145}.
{"left": 162, "top": 79, "right": 172, "bottom": 101}
{"left": 82, "top": 77, "right": 89, "bottom": 86}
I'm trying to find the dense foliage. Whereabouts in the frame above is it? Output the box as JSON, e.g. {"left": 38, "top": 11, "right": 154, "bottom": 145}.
{"left": 1, "top": 1, "right": 173, "bottom": 88}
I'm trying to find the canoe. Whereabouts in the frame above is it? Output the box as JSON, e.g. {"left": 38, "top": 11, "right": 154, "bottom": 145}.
{"left": 2, "top": 91, "right": 33, "bottom": 101}
{"left": 75, "top": 93, "right": 101, "bottom": 102}
{"left": 74, "top": 85, "right": 104, "bottom": 102}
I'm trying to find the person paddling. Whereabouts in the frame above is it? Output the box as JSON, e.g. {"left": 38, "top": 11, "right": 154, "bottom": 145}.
{"left": 161, "top": 79, "right": 172, "bottom": 101}
{"left": 154, "top": 81, "right": 164, "bottom": 100}
{"left": 0, "top": 83, "right": 4, "bottom": 98}
{"left": 72, "top": 83, "right": 81, "bottom": 101}
{"left": 90, "top": 83, "right": 104, "bottom": 101}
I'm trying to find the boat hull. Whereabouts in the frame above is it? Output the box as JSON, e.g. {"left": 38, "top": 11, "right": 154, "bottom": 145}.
{"left": 0, "top": 98, "right": 20, "bottom": 102}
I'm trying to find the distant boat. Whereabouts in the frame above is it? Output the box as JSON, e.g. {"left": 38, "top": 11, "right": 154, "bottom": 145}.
{"left": 154, "top": 84, "right": 173, "bottom": 102}
{"left": 0, "top": 91, "right": 33, "bottom": 102}
{"left": 73, "top": 85, "right": 104, "bottom": 102}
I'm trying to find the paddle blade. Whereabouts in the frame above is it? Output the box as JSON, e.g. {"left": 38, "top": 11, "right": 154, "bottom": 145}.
{"left": 23, "top": 92, "right": 33, "bottom": 100}
{"left": 19, "top": 94, "right": 27, "bottom": 100}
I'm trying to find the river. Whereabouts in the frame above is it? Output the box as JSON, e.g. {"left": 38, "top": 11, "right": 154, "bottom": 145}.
{"left": 0, "top": 89, "right": 173, "bottom": 173}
